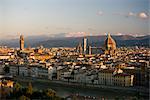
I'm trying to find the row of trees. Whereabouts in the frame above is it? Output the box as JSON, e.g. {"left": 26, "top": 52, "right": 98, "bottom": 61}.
{"left": 6, "top": 82, "right": 63, "bottom": 100}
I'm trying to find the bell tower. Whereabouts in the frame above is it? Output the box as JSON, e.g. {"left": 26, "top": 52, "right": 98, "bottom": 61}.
{"left": 20, "top": 35, "right": 24, "bottom": 50}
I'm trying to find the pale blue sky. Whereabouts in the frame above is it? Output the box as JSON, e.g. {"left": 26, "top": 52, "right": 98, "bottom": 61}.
{"left": 0, "top": 0, "right": 149, "bottom": 38}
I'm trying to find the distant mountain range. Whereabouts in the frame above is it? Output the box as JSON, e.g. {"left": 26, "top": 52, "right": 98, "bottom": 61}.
{"left": 0, "top": 34, "right": 149, "bottom": 48}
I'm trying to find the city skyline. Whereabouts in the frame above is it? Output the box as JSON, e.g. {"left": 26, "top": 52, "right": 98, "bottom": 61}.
{"left": 0, "top": 0, "right": 149, "bottom": 39}
{"left": 0, "top": 29, "right": 149, "bottom": 99}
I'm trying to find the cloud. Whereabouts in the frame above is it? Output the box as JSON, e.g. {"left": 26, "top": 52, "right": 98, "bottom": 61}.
{"left": 115, "top": 33, "right": 125, "bottom": 35}
{"left": 128, "top": 12, "right": 136, "bottom": 16}
{"left": 56, "top": 27, "right": 72, "bottom": 30}
{"left": 65, "top": 32, "right": 86, "bottom": 37}
{"left": 65, "top": 32, "right": 107, "bottom": 37}
{"left": 105, "top": 32, "right": 147, "bottom": 37}
{"left": 138, "top": 12, "right": 148, "bottom": 19}
{"left": 97, "top": 10, "right": 103, "bottom": 16}
{"left": 113, "top": 11, "right": 149, "bottom": 19}
{"left": 113, "top": 12, "right": 136, "bottom": 18}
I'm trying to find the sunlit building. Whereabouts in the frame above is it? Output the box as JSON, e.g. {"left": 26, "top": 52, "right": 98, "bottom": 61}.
{"left": 98, "top": 68, "right": 134, "bottom": 87}
{"left": 20, "top": 35, "right": 24, "bottom": 50}
{"left": 83, "top": 37, "right": 87, "bottom": 54}
{"left": 104, "top": 33, "right": 116, "bottom": 55}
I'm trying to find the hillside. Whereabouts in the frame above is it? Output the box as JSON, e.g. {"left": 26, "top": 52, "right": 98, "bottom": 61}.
{"left": 0, "top": 35, "right": 149, "bottom": 48}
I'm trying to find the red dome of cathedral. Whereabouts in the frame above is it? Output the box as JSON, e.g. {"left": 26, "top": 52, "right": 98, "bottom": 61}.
{"left": 104, "top": 33, "right": 116, "bottom": 50}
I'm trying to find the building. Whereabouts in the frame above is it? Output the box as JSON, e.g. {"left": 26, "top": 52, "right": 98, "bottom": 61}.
{"left": 104, "top": 33, "right": 116, "bottom": 50}
{"left": 9, "top": 65, "right": 18, "bottom": 76}
{"left": 0, "top": 54, "right": 11, "bottom": 60}
{"left": 88, "top": 46, "right": 92, "bottom": 55}
{"left": 20, "top": 35, "right": 24, "bottom": 50}
{"left": 76, "top": 43, "right": 83, "bottom": 54}
{"left": 113, "top": 73, "right": 134, "bottom": 86}
{"left": 19, "top": 66, "right": 29, "bottom": 76}
{"left": 98, "top": 68, "right": 134, "bottom": 87}
{"left": 83, "top": 37, "right": 87, "bottom": 54}
{"left": 0, "top": 64, "right": 4, "bottom": 74}
{"left": 104, "top": 33, "right": 116, "bottom": 55}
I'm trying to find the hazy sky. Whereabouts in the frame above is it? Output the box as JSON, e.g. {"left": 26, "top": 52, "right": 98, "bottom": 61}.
{"left": 0, "top": 0, "right": 149, "bottom": 39}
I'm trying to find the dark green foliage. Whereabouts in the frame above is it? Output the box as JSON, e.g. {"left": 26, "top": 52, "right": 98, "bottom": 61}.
{"left": 6, "top": 82, "right": 63, "bottom": 100}
{"left": 26, "top": 82, "right": 33, "bottom": 96}
{"left": 19, "top": 95, "right": 30, "bottom": 100}
{"left": 31, "top": 91, "right": 43, "bottom": 99}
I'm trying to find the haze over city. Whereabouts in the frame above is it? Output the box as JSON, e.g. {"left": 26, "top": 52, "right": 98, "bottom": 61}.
{"left": 0, "top": 0, "right": 149, "bottom": 39}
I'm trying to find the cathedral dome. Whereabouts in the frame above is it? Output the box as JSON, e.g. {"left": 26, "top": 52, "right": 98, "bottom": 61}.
{"left": 104, "top": 33, "right": 116, "bottom": 50}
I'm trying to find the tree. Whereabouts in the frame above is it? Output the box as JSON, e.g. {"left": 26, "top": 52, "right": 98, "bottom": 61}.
{"left": 12, "top": 82, "right": 23, "bottom": 98}
{"left": 115, "top": 96, "right": 119, "bottom": 100}
{"left": 14, "top": 82, "right": 22, "bottom": 92}
{"left": 26, "top": 82, "right": 33, "bottom": 95}
{"left": 19, "top": 95, "right": 30, "bottom": 100}
{"left": 45, "top": 89, "right": 56, "bottom": 97}
{"left": 132, "top": 96, "right": 138, "bottom": 100}
{"left": 31, "top": 91, "right": 42, "bottom": 99}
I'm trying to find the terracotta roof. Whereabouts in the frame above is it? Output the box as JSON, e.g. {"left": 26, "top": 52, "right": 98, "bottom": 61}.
{"left": 104, "top": 33, "right": 116, "bottom": 50}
